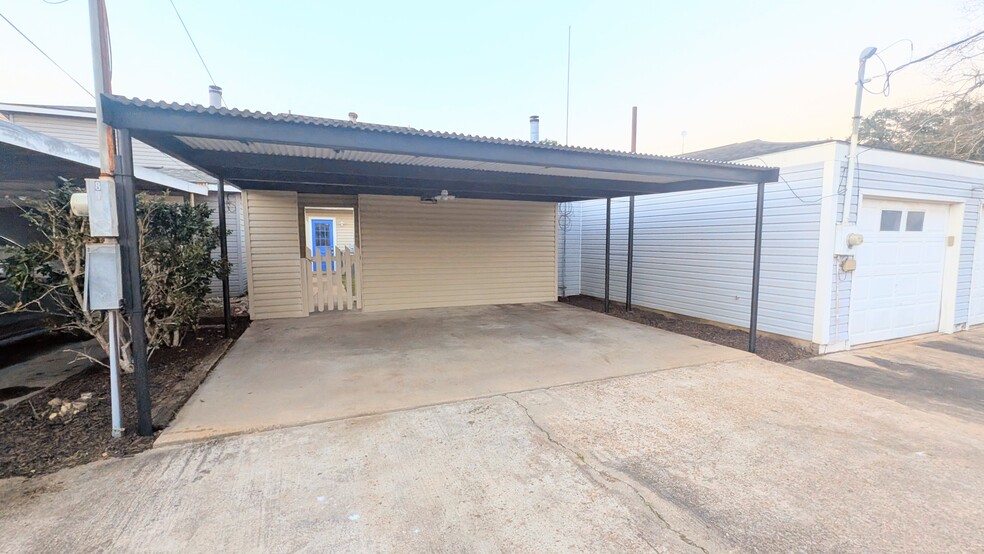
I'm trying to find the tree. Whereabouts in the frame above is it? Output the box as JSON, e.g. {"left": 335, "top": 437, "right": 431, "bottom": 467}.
{"left": 859, "top": 100, "right": 984, "bottom": 161}
{"left": 1, "top": 183, "right": 222, "bottom": 369}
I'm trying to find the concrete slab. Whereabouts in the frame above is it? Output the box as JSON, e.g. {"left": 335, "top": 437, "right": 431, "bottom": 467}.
{"left": 2, "top": 357, "right": 981, "bottom": 552}
{"left": 789, "top": 326, "right": 984, "bottom": 423}
{"left": 157, "top": 302, "right": 750, "bottom": 445}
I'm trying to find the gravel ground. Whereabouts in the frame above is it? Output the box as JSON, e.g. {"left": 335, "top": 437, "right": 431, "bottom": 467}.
{"left": 561, "top": 295, "right": 814, "bottom": 363}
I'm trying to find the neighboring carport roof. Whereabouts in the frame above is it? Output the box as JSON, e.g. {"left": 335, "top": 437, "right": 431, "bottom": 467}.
{"left": 100, "top": 95, "right": 779, "bottom": 202}
{"left": 0, "top": 119, "right": 207, "bottom": 196}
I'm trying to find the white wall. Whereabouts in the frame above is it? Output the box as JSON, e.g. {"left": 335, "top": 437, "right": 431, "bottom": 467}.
{"left": 571, "top": 141, "right": 984, "bottom": 349}
{"left": 830, "top": 143, "right": 984, "bottom": 342}
{"left": 205, "top": 191, "right": 248, "bottom": 297}
{"left": 577, "top": 162, "right": 826, "bottom": 342}
{"left": 6, "top": 112, "right": 204, "bottom": 176}
{"left": 557, "top": 202, "right": 581, "bottom": 296}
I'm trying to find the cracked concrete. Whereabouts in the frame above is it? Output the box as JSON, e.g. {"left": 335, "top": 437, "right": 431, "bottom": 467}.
{"left": 506, "top": 394, "right": 716, "bottom": 554}
{"left": 2, "top": 357, "right": 983, "bottom": 551}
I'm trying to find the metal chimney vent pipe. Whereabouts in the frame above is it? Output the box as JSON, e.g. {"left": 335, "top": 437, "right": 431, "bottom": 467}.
{"left": 529, "top": 115, "right": 540, "bottom": 143}
{"left": 208, "top": 85, "right": 223, "bottom": 108}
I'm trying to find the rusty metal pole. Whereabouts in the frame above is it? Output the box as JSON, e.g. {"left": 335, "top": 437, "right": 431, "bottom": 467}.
{"left": 88, "top": 0, "right": 125, "bottom": 437}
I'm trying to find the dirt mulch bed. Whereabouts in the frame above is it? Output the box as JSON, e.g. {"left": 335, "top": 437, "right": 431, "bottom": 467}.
{"left": 0, "top": 317, "right": 249, "bottom": 480}
{"left": 561, "top": 295, "right": 813, "bottom": 364}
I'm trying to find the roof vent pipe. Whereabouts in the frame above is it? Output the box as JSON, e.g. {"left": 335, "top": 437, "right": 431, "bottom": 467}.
{"left": 208, "top": 85, "right": 223, "bottom": 108}
{"left": 529, "top": 115, "right": 540, "bottom": 143}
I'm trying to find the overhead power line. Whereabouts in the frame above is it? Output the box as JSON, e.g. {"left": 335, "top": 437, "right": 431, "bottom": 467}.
{"left": 872, "top": 30, "right": 984, "bottom": 81}
{"left": 0, "top": 10, "right": 95, "bottom": 98}
{"left": 168, "top": 0, "right": 217, "bottom": 86}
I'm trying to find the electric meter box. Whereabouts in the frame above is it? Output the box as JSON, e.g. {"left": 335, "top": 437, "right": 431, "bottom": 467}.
{"left": 83, "top": 243, "right": 123, "bottom": 311}
{"left": 84, "top": 178, "right": 119, "bottom": 237}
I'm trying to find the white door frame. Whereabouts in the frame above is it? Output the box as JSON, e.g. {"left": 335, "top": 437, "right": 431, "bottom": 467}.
{"left": 304, "top": 214, "right": 337, "bottom": 258}
{"left": 846, "top": 191, "right": 965, "bottom": 347}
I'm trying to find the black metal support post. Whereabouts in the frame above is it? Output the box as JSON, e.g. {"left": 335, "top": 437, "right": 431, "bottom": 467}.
{"left": 217, "top": 177, "right": 232, "bottom": 337}
{"left": 604, "top": 197, "right": 611, "bottom": 313}
{"left": 115, "top": 129, "right": 153, "bottom": 435}
{"left": 626, "top": 196, "right": 635, "bottom": 311}
{"left": 748, "top": 181, "right": 766, "bottom": 353}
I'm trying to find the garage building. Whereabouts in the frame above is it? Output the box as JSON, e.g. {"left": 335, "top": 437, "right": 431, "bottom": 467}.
{"left": 562, "top": 140, "right": 984, "bottom": 352}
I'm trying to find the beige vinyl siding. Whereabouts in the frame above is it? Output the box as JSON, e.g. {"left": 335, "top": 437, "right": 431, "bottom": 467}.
{"left": 358, "top": 194, "right": 557, "bottom": 312}
{"left": 243, "top": 190, "right": 306, "bottom": 320}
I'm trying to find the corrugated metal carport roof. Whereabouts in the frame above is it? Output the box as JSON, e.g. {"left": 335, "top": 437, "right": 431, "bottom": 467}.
{"left": 100, "top": 95, "right": 779, "bottom": 202}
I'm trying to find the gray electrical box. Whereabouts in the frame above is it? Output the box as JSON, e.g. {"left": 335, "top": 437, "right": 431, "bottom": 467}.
{"left": 84, "top": 178, "right": 119, "bottom": 237}
{"left": 83, "top": 243, "right": 123, "bottom": 311}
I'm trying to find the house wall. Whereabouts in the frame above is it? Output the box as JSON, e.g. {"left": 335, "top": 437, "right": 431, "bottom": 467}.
{"left": 576, "top": 162, "right": 826, "bottom": 342}
{"left": 358, "top": 194, "right": 557, "bottom": 312}
{"left": 297, "top": 194, "right": 358, "bottom": 256}
{"left": 557, "top": 202, "right": 582, "bottom": 296}
{"left": 242, "top": 190, "right": 306, "bottom": 320}
{"left": 4, "top": 112, "right": 201, "bottom": 175}
{"left": 571, "top": 141, "right": 984, "bottom": 350}
{"left": 205, "top": 191, "right": 248, "bottom": 297}
{"left": 302, "top": 208, "right": 357, "bottom": 252}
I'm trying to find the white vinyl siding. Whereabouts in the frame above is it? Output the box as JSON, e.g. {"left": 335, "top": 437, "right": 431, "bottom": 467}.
{"left": 971, "top": 204, "right": 984, "bottom": 325}
{"left": 358, "top": 195, "right": 557, "bottom": 312}
{"left": 205, "top": 192, "right": 247, "bottom": 297}
{"left": 242, "top": 190, "right": 306, "bottom": 320}
{"left": 577, "top": 163, "right": 825, "bottom": 342}
{"left": 6, "top": 112, "right": 202, "bottom": 175}
{"left": 830, "top": 145, "right": 984, "bottom": 342}
{"left": 558, "top": 202, "right": 581, "bottom": 296}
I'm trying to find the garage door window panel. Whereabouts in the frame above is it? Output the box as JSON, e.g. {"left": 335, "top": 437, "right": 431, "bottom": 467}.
{"left": 880, "top": 210, "right": 902, "bottom": 231}
{"left": 905, "top": 211, "right": 925, "bottom": 232}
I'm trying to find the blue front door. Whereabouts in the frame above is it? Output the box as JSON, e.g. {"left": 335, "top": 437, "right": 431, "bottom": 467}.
{"left": 310, "top": 219, "right": 334, "bottom": 271}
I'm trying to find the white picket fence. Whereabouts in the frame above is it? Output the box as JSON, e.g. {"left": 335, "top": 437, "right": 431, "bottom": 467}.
{"left": 302, "top": 246, "right": 361, "bottom": 312}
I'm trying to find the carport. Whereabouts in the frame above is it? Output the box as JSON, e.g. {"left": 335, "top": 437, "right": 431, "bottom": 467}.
{"left": 98, "top": 95, "right": 778, "bottom": 434}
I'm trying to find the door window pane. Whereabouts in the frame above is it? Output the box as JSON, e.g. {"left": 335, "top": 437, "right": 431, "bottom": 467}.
{"left": 905, "top": 211, "right": 925, "bottom": 232}
{"left": 879, "top": 210, "right": 902, "bottom": 231}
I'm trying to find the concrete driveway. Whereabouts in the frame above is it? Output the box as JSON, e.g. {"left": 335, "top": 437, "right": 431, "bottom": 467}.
{"left": 790, "top": 326, "right": 984, "bottom": 423}
{"left": 2, "top": 355, "right": 982, "bottom": 552}
{"left": 157, "top": 303, "right": 750, "bottom": 445}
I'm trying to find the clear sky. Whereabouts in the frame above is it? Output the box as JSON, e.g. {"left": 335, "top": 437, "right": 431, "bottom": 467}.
{"left": 0, "top": 0, "right": 979, "bottom": 155}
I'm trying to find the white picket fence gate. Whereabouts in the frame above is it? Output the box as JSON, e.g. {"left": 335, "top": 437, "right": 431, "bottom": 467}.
{"left": 302, "top": 246, "right": 361, "bottom": 312}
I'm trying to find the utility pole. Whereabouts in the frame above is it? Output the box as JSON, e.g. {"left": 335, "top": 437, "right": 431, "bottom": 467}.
{"left": 842, "top": 47, "right": 878, "bottom": 226}
{"left": 87, "top": 0, "right": 123, "bottom": 438}
{"left": 88, "top": 0, "right": 153, "bottom": 436}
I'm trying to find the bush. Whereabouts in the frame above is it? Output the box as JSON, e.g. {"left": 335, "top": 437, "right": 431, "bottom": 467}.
{"left": 1, "top": 183, "right": 221, "bottom": 369}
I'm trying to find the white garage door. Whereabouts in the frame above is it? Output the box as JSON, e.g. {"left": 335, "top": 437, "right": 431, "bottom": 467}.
{"left": 850, "top": 198, "right": 949, "bottom": 345}
{"left": 970, "top": 204, "right": 984, "bottom": 326}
